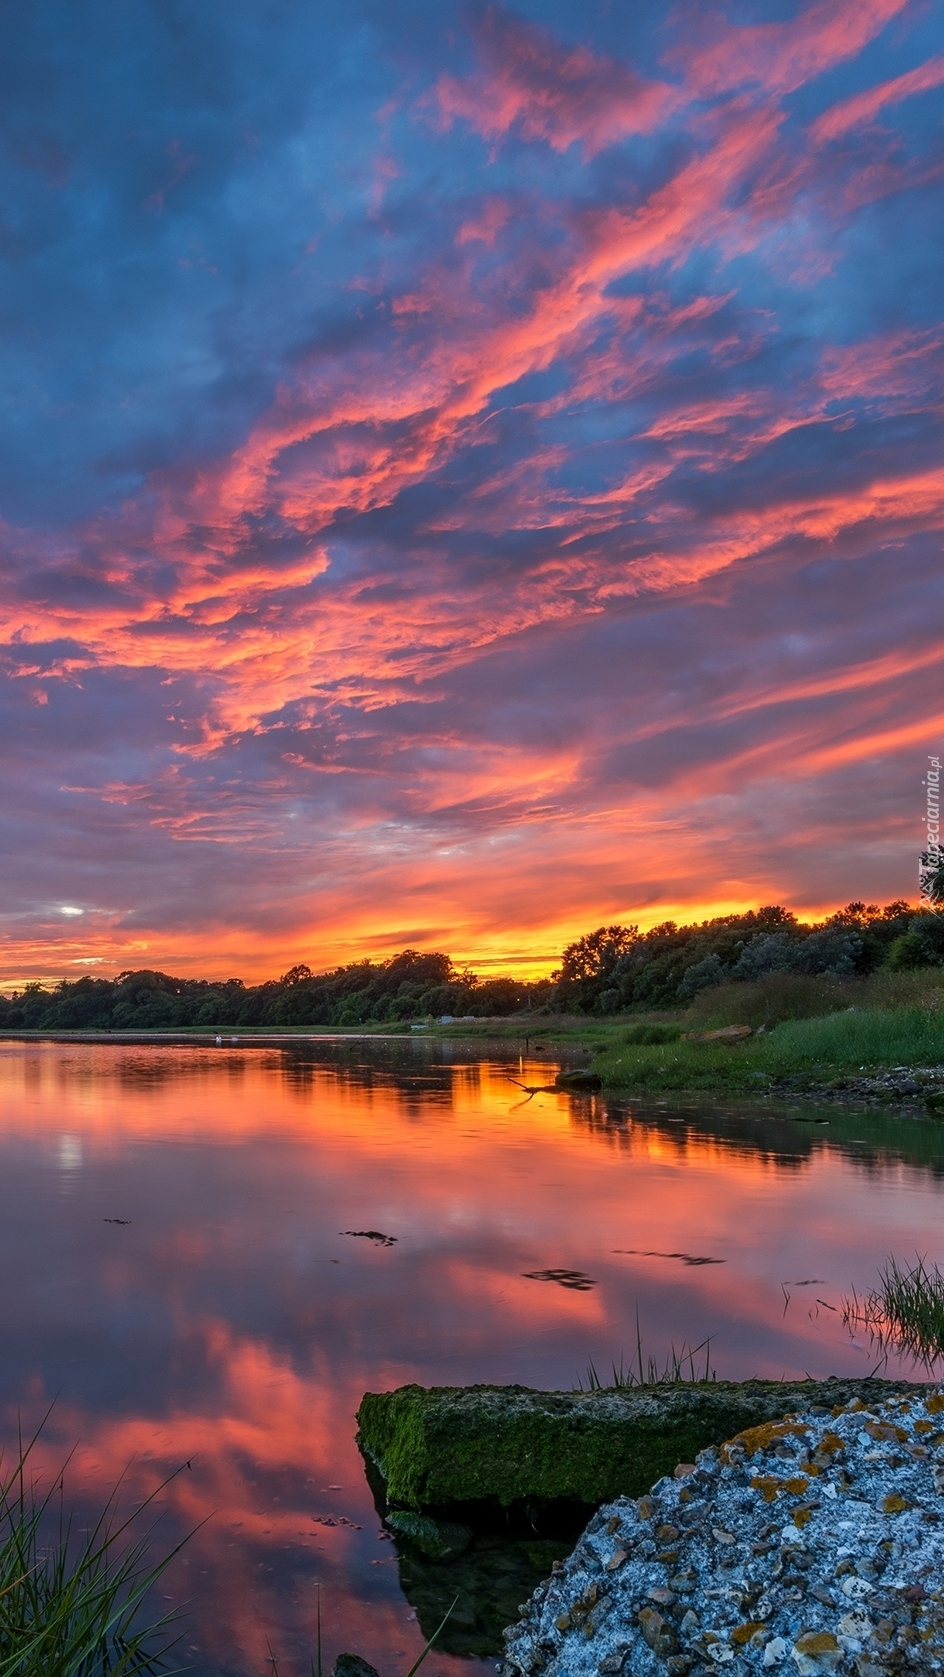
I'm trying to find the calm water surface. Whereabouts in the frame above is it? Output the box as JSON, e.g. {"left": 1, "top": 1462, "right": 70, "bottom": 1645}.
{"left": 2, "top": 1039, "right": 944, "bottom": 1674}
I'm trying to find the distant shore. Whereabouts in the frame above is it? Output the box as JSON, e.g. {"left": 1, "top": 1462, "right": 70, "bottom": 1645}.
{"left": 4, "top": 992, "right": 944, "bottom": 1115}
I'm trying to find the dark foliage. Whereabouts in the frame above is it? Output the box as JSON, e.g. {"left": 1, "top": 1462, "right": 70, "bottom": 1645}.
{"left": 552, "top": 900, "right": 930, "bottom": 1013}
{"left": 0, "top": 952, "right": 551, "bottom": 1031}
{"left": 3, "top": 903, "right": 941, "bottom": 1031}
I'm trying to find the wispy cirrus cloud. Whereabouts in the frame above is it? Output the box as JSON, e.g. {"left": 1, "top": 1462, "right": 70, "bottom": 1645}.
{"left": 672, "top": 0, "right": 911, "bottom": 98}
{"left": 810, "top": 52, "right": 944, "bottom": 141}
{"left": 0, "top": 0, "right": 941, "bottom": 981}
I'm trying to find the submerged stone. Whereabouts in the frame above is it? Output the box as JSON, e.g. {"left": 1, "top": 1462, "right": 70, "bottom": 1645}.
{"left": 331, "top": 1658, "right": 380, "bottom": 1677}
{"left": 394, "top": 1532, "right": 571, "bottom": 1657}
{"left": 384, "top": 1509, "right": 473, "bottom": 1561}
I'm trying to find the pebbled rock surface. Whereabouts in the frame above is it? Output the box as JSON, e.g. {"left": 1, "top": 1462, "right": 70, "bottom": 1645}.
{"left": 500, "top": 1387, "right": 944, "bottom": 1676}
{"left": 765, "top": 1066, "right": 944, "bottom": 1113}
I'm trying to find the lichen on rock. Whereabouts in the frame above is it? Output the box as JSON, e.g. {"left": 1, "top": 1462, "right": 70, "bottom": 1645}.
{"left": 500, "top": 1386, "right": 944, "bottom": 1676}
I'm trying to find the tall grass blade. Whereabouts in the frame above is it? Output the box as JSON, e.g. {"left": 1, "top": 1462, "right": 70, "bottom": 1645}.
{"left": 574, "top": 1329, "right": 715, "bottom": 1391}
{"left": 0, "top": 1423, "right": 188, "bottom": 1677}
{"left": 842, "top": 1254, "right": 944, "bottom": 1368}
{"left": 403, "top": 1596, "right": 457, "bottom": 1677}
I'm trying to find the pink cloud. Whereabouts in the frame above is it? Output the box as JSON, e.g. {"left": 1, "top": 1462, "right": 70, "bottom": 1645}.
{"left": 432, "top": 4, "right": 679, "bottom": 156}
{"left": 817, "top": 326, "right": 944, "bottom": 402}
{"left": 675, "top": 0, "right": 909, "bottom": 99}
{"left": 456, "top": 194, "right": 511, "bottom": 246}
{"left": 811, "top": 52, "right": 944, "bottom": 142}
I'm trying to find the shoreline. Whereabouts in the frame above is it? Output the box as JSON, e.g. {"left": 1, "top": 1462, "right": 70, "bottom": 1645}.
{"left": 3, "top": 1023, "right": 944, "bottom": 1114}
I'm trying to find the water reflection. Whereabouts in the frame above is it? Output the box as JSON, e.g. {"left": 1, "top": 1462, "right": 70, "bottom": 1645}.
{"left": 0, "top": 1040, "right": 943, "bottom": 1674}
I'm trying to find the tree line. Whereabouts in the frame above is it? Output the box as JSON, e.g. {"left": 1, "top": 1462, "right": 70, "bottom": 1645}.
{"left": 1, "top": 901, "right": 943, "bottom": 1031}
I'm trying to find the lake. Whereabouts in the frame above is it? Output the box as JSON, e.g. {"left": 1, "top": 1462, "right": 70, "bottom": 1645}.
{"left": 1, "top": 1037, "right": 942, "bottom": 1674}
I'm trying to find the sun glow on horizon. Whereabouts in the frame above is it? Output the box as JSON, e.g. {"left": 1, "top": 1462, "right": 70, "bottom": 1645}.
{"left": 0, "top": 893, "right": 903, "bottom": 990}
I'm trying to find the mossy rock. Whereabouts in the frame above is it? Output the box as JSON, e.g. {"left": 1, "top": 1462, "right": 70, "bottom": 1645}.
{"left": 553, "top": 1069, "right": 602, "bottom": 1091}
{"left": 356, "top": 1378, "right": 930, "bottom": 1512}
{"left": 331, "top": 1659, "right": 380, "bottom": 1677}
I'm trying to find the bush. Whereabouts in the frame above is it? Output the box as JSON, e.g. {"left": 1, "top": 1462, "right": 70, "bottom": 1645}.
{"left": 677, "top": 954, "right": 725, "bottom": 999}
{"left": 683, "top": 972, "right": 851, "bottom": 1029}
{"left": 886, "top": 913, "right": 944, "bottom": 970}
{"left": 622, "top": 1023, "right": 683, "bottom": 1045}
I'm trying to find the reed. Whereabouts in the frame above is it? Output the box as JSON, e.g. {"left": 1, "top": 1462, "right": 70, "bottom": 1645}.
{"left": 267, "top": 1588, "right": 456, "bottom": 1677}
{"left": 575, "top": 1311, "right": 715, "bottom": 1391}
{"left": 592, "top": 1003, "right": 944, "bottom": 1092}
{"left": 842, "top": 1254, "right": 944, "bottom": 1368}
{"left": 0, "top": 1429, "right": 181, "bottom": 1677}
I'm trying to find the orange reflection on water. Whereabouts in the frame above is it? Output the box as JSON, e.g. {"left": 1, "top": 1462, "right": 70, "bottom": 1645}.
{"left": 1, "top": 1041, "right": 943, "bottom": 1672}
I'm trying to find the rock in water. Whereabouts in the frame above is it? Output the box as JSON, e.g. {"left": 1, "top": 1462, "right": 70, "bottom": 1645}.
{"left": 554, "top": 1070, "right": 603, "bottom": 1091}
{"left": 501, "top": 1387, "right": 944, "bottom": 1675}
{"left": 680, "top": 1024, "right": 753, "bottom": 1042}
{"left": 356, "top": 1379, "right": 927, "bottom": 1512}
{"left": 385, "top": 1509, "right": 473, "bottom": 1561}
{"left": 331, "top": 1658, "right": 381, "bottom": 1677}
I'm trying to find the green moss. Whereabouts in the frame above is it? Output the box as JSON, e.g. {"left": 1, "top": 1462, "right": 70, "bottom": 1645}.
{"left": 384, "top": 1510, "right": 472, "bottom": 1561}
{"left": 356, "top": 1378, "right": 929, "bottom": 1512}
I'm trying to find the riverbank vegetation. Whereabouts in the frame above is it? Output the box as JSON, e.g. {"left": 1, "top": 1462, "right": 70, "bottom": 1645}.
{"left": 587, "top": 994, "right": 944, "bottom": 1094}
{"left": 0, "top": 1436, "right": 177, "bottom": 1675}
{"left": 3, "top": 901, "right": 944, "bottom": 1035}
{"left": 842, "top": 1255, "right": 944, "bottom": 1369}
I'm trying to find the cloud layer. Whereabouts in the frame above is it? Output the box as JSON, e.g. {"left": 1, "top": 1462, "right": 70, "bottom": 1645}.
{"left": 1, "top": 0, "right": 942, "bottom": 980}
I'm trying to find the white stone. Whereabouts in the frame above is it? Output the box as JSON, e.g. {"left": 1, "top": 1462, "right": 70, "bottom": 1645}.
{"left": 838, "top": 1609, "right": 872, "bottom": 1639}
{"left": 500, "top": 1387, "right": 944, "bottom": 1677}
{"left": 841, "top": 1575, "right": 874, "bottom": 1599}
{"left": 763, "top": 1637, "right": 789, "bottom": 1667}
{"left": 790, "top": 1641, "right": 842, "bottom": 1675}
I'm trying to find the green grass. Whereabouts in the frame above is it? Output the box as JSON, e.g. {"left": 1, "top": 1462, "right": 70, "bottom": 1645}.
{"left": 841, "top": 1255, "right": 944, "bottom": 1370}
{"left": 0, "top": 1432, "right": 182, "bottom": 1677}
{"left": 591, "top": 1004, "right": 944, "bottom": 1093}
{"left": 575, "top": 1317, "right": 715, "bottom": 1391}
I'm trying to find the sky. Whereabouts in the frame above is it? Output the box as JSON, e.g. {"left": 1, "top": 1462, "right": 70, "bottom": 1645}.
{"left": 0, "top": 0, "right": 942, "bottom": 984}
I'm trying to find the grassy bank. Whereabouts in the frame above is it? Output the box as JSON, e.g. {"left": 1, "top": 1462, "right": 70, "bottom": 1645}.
{"left": 590, "top": 1003, "right": 944, "bottom": 1094}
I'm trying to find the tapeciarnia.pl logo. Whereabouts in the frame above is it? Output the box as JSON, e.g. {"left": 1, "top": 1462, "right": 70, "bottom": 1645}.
{"left": 920, "top": 753, "right": 942, "bottom": 906}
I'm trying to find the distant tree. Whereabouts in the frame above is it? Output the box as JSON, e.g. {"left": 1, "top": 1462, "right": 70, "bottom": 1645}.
{"left": 280, "top": 964, "right": 314, "bottom": 986}
{"left": 677, "top": 953, "right": 726, "bottom": 999}
{"left": 555, "top": 925, "right": 639, "bottom": 984}
{"left": 382, "top": 950, "right": 455, "bottom": 988}
{"left": 474, "top": 977, "right": 529, "bottom": 1015}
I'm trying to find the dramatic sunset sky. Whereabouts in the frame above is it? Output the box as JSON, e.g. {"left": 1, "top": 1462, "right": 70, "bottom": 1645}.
{"left": 1, "top": 0, "right": 942, "bottom": 983}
